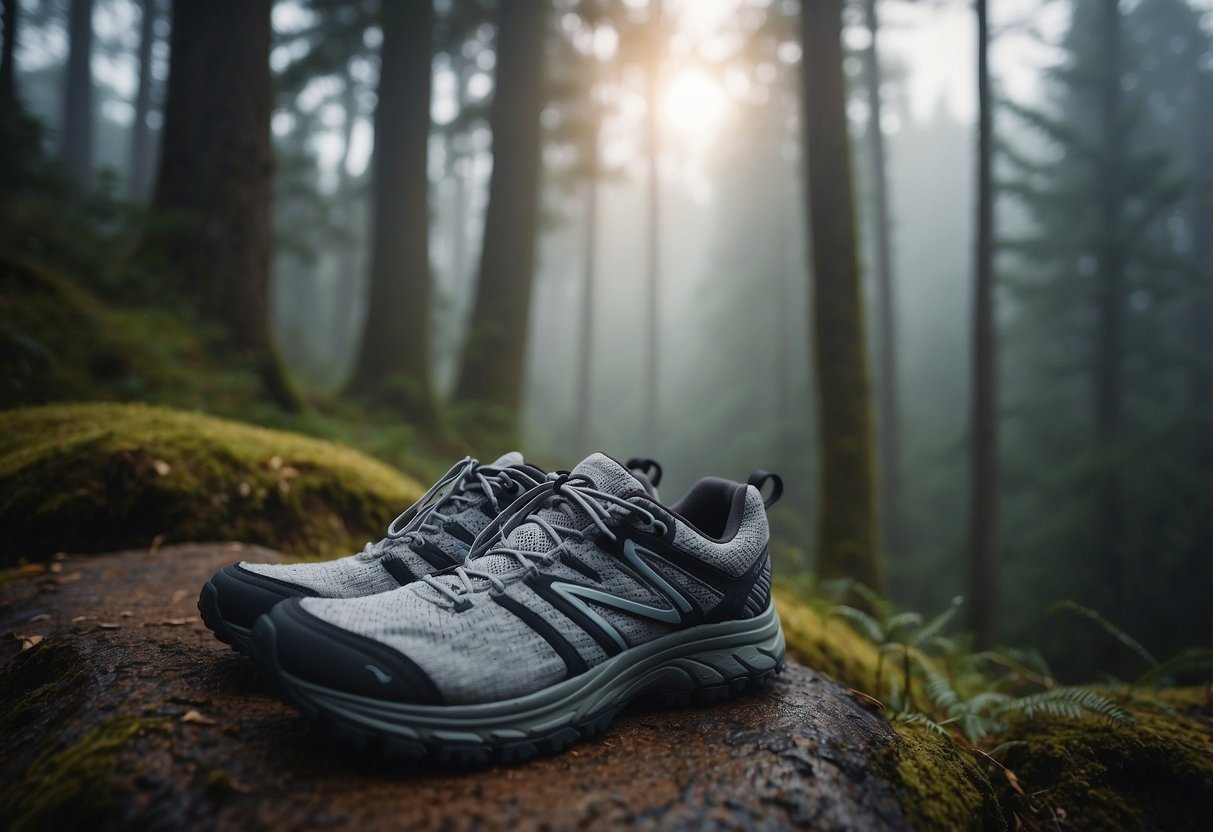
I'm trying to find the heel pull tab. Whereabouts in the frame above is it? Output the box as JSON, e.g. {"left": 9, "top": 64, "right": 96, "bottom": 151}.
{"left": 625, "top": 457, "right": 663, "bottom": 488}
{"left": 747, "top": 470, "right": 783, "bottom": 509}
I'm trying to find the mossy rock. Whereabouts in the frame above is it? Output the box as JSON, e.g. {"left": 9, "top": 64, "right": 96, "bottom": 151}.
{"left": 0, "top": 402, "right": 424, "bottom": 564}
{"left": 996, "top": 692, "right": 1213, "bottom": 830}
{"left": 775, "top": 585, "right": 884, "bottom": 695}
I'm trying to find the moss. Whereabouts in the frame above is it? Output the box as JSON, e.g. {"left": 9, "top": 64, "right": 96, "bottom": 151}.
{"left": 774, "top": 586, "right": 883, "bottom": 695}
{"left": 0, "top": 252, "right": 269, "bottom": 415}
{"left": 0, "top": 716, "right": 168, "bottom": 832}
{"left": 997, "top": 694, "right": 1213, "bottom": 830}
{"left": 0, "top": 402, "right": 424, "bottom": 563}
{"left": 880, "top": 721, "right": 1007, "bottom": 831}
{"left": 0, "top": 637, "right": 91, "bottom": 737}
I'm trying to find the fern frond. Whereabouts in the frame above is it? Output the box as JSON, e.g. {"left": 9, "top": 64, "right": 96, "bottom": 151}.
{"left": 830, "top": 605, "right": 883, "bottom": 643}
{"left": 819, "top": 578, "right": 889, "bottom": 615}
{"left": 965, "top": 691, "right": 1013, "bottom": 714}
{"left": 895, "top": 711, "right": 952, "bottom": 739}
{"left": 1132, "top": 648, "right": 1213, "bottom": 690}
{"left": 911, "top": 598, "right": 962, "bottom": 647}
{"left": 885, "top": 611, "right": 925, "bottom": 638}
{"left": 1050, "top": 600, "right": 1157, "bottom": 667}
{"left": 916, "top": 657, "right": 960, "bottom": 713}
{"left": 997, "top": 686, "right": 1134, "bottom": 725}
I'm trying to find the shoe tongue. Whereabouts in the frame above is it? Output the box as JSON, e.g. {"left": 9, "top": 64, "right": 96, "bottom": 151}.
{"left": 462, "top": 454, "right": 646, "bottom": 580}
{"left": 489, "top": 451, "right": 525, "bottom": 468}
{"left": 570, "top": 453, "right": 648, "bottom": 498}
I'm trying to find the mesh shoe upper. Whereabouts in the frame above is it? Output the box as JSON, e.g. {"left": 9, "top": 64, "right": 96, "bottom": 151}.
{"left": 296, "top": 453, "right": 773, "bottom": 705}
{"left": 239, "top": 453, "right": 544, "bottom": 597}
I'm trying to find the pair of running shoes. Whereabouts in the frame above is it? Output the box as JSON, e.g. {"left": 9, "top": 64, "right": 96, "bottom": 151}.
{"left": 199, "top": 451, "right": 786, "bottom": 764}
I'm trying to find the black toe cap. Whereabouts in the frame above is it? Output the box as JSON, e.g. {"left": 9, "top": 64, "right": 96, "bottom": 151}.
{"left": 207, "top": 563, "right": 312, "bottom": 631}
{"left": 259, "top": 598, "right": 444, "bottom": 705}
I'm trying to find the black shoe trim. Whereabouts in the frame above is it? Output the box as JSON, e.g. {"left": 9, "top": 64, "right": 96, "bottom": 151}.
{"left": 442, "top": 521, "right": 476, "bottom": 546}
{"left": 207, "top": 563, "right": 311, "bottom": 633}
{"left": 491, "top": 593, "right": 588, "bottom": 679}
{"left": 411, "top": 538, "right": 459, "bottom": 571}
{"left": 381, "top": 557, "right": 418, "bottom": 586}
{"left": 265, "top": 598, "right": 444, "bottom": 706}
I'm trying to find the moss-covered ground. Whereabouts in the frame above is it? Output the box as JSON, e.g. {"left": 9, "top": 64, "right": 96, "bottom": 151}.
{"left": 0, "top": 402, "right": 423, "bottom": 563}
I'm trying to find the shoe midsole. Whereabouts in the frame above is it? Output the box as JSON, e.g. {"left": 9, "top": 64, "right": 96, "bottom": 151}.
{"left": 279, "top": 602, "right": 784, "bottom": 742}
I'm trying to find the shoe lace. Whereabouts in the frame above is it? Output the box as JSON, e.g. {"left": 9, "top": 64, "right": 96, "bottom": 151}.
{"left": 358, "top": 457, "right": 535, "bottom": 560}
{"left": 421, "top": 472, "right": 659, "bottom": 606}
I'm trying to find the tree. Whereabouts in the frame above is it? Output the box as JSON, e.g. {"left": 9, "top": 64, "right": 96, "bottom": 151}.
{"left": 860, "top": 0, "right": 901, "bottom": 560}
{"left": 152, "top": 0, "right": 296, "bottom": 410}
{"left": 574, "top": 6, "right": 603, "bottom": 455}
{"left": 642, "top": 0, "right": 663, "bottom": 453}
{"left": 967, "top": 0, "right": 998, "bottom": 647}
{"left": 344, "top": 1, "right": 436, "bottom": 422}
{"left": 800, "top": 0, "right": 881, "bottom": 591}
{"left": 453, "top": 0, "right": 547, "bottom": 431}
{"left": 128, "top": 0, "right": 157, "bottom": 199}
{"left": 61, "top": 0, "right": 93, "bottom": 183}
{"left": 1, "top": 0, "right": 16, "bottom": 106}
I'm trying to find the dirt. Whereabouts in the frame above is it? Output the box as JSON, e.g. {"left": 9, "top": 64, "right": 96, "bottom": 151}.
{"left": 0, "top": 544, "right": 915, "bottom": 831}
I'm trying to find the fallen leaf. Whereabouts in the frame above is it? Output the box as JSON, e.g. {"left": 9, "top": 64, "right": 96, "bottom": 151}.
{"left": 97, "top": 622, "right": 121, "bottom": 630}
{"left": 120, "top": 610, "right": 133, "bottom": 618}
{"left": 70, "top": 615, "right": 89, "bottom": 623}
{"left": 267, "top": 455, "right": 283, "bottom": 470}
{"left": 181, "top": 709, "right": 216, "bottom": 725}
{"left": 13, "top": 564, "right": 46, "bottom": 576}
{"left": 20, "top": 634, "right": 44, "bottom": 651}
{"left": 55, "top": 571, "right": 82, "bottom": 585}
{"left": 237, "top": 481, "right": 251, "bottom": 497}
{"left": 27, "top": 613, "right": 52, "bottom": 623}
{"left": 155, "top": 618, "right": 191, "bottom": 626}
{"left": 279, "top": 466, "right": 300, "bottom": 479}
{"left": 152, "top": 459, "right": 171, "bottom": 477}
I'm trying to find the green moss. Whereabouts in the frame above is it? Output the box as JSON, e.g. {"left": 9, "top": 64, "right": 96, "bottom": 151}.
{"left": 774, "top": 586, "right": 884, "bottom": 695}
{"left": 0, "top": 402, "right": 424, "bottom": 563}
{"left": 0, "top": 637, "right": 90, "bottom": 736}
{"left": 0, "top": 716, "right": 167, "bottom": 832}
{"left": 881, "top": 721, "right": 1007, "bottom": 831}
{"left": 997, "top": 696, "right": 1213, "bottom": 830}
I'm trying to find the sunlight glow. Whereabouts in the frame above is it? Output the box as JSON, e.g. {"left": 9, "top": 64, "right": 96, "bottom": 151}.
{"left": 662, "top": 70, "right": 728, "bottom": 137}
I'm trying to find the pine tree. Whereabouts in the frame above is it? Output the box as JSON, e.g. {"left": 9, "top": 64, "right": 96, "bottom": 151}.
{"left": 800, "top": 0, "right": 882, "bottom": 591}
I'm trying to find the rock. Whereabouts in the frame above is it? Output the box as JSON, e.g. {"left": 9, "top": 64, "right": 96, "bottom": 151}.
{"left": 0, "top": 403, "right": 424, "bottom": 564}
{"left": 0, "top": 544, "right": 1001, "bottom": 831}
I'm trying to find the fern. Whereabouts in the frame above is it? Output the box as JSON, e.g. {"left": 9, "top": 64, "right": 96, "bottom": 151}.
{"left": 830, "top": 604, "right": 883, "bottom": 643}
{"left": 1051, "top": 600, "right": 1157, "bottom": 667}
{"left": 885, "top": 611, "right": 925, "bottom": 637}
{"left": 995, "top": 686, "right": 1134, "bottom": 725}
{"left": 911, "top": 598, "right": 962, "bottom": 647}
{"left": 895, "top": 711, "right": 951, "bottom": 738}
{"left": 1131, "top": 647, "right": 1213, "bottom": 691}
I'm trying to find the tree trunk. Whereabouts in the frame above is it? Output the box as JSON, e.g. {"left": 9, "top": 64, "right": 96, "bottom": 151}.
{"left": 333, "top": 60, "right": 360, "bottom": 365}
{"left": 153, "top": 0, "right": 297, "bottom": 411}
{"left": 575, "top": 43, "right": 601, "bottom": 455}
{"left": 128, "top": 0, "right": 156, "bottom": 199}
{"left": 62, "top": 0, "right": 94, "bottom": 184}
{"left": 861, "top": 0, "right": 900, "bottom": 560}
{"left": 345, "top": 2, "right": 435, "bottom": 421}
{"left": 1, "top": 0, "right": 16, "bottom": 106}
{"left": 643, "top": 0, "right": 663, "bottom": 453}
{"left": 801, "top": 0, "right": 882, "bottom": 592}
{"left": 452, "top": 0, "right": 546, "bottom": 429}
{"left": 1094, "top": 0, "right": 1125, "bottom": 626}
{"left": 966, "top": 0, "right": 999, "bottom": 647}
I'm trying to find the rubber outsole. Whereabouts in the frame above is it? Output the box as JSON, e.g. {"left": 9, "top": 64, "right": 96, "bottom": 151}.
{"left": 198, "top": 580, "right": 254, "bottom": 655}
{"left": 252, "top": 604, "right": 786, "bottom": 765}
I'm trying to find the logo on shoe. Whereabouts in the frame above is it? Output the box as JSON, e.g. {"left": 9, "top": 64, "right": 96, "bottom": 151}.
{"left": 548, "top": 538, "right": 693, "bottom": 651}
{"left": 364, "top": 663, "right": 393, "bottom": 684}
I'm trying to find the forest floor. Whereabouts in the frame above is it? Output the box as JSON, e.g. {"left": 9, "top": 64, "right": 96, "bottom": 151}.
{"left": 0, "top": 543, "right": 947, "bottom": 832}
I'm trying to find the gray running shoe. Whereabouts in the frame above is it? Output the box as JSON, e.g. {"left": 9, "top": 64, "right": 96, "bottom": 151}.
{"left": 251, "top": 453, "right": 785, "bottom": 763}
{"left": 199, "top": 454, "right": 545, "bottom": 653}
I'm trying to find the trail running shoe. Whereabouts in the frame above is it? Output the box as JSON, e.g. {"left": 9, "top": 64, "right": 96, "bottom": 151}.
{"left": 199, "top": 454, "right": 545, "bottom": 653}
{"left": 251, "top": 453, "right": 785, "bottom": 763}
